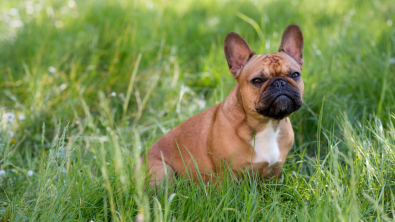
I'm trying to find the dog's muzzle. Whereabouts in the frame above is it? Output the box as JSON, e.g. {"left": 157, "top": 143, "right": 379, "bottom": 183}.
{"left": 255, "top": 77, "right": 302, "bottom": 119}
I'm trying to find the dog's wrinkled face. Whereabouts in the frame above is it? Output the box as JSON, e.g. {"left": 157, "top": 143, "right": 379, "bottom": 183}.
{"left": 240, "top": 52, "right": 304, "bottom": 119}
{"left": 224, "top": 24, "right": 304, "bottom": 120}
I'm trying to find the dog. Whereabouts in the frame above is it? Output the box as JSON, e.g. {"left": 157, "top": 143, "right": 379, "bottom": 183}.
{"left": 145, "top": 24, "right": 304, "bottom": 185}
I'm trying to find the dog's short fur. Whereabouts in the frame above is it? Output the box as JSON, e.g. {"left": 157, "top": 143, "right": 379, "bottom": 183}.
{"left": 145, "top": 24, "right": 304, "bottom": 185}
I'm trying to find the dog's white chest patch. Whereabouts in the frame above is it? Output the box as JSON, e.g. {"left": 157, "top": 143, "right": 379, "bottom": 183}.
{"left": 251, "top": 121, "right": 280, "bottom": 167}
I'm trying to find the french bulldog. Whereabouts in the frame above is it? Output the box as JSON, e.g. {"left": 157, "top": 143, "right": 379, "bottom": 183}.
{"left": 145, "top": 24, "right": 304, "bottom": 185}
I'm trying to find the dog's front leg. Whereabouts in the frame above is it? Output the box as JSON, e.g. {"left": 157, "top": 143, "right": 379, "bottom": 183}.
{"left": 146, "top": 158, "right": 175, "bottom": 187}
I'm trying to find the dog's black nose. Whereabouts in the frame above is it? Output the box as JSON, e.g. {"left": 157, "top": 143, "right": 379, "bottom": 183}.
{"left": 272, "top": 79, "right": 287, "bottom": 88}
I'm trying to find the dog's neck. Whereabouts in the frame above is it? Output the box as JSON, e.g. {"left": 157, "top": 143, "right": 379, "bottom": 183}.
{"left": 221, "top": 83, "right": 282, "bottom": 133}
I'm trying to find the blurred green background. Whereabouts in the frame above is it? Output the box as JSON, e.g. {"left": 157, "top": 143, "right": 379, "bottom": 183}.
{"left": 0, "top": 0, "right": 395, "bottom": 221}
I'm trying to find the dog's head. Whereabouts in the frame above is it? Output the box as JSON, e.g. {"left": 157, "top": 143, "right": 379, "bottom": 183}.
{"left": 224, "top": 24, "right": 304, "bottom": 120}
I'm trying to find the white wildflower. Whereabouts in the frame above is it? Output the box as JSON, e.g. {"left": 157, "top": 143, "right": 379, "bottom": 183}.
{"left": 26, "top": 6, "right": 34, "bottom": 14}
{"left": 18, "top": 115, "right": 25, "bottom": 121}
{"left": 4, "top": 112, "right": 15, "bottom": 123}
{"left": 27, "top": 170, "right": 33, "bottom": 176}
{"left": 145, "top": 1, "right": 154, "bottom": 9}
{"left": 8, "top": 8, "right": 19, "bottom": 16}
{"left": 197, "top": 98, "right": 206, "bottom": 109}
{"left": 25, "top": 1, "right": 34, "bottom": 13}
{"left": 86, "top": 65, "right": 95, "bottom": 71}
{"left": 48, "top": 66, "right": 57, "bottom": 73}
{"left": 59, "top": 83, "right": 67, "bottom": 91}
{"left": 207, "top": 17, "right": 219, "bottom": 27}
{"left": 34, "top": 3, "right": 42, "bottom": 11}
{"left": 68, "top": 0, "right": 76, "bottom": 8}
{"left": 181, "top": 85, "right": 191, "bottom": 93}
{"left": 265, "top": 41, "right": 270, "bottom": 50}
{"left": 2, "top": 15, "right": 9, "bottom": 23}
{"left": 25, "top": 1, "right": 33, "bottom": 6}
{"left": 10, "top": 20, "right": 23, "bottom": 28}
{"left": 135, "top": 213, "right": 144, "bottom": 222}
{"left": 110, "top": 92, "right": 116, "bottom": 97}
{"left": 0, "top": 170, "right": 5, "bottom": 176}
{"left": 60, "top": 6, "right": 69, "bottom": 14}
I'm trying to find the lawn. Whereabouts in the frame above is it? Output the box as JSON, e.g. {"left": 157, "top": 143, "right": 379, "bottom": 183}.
{"left": 0, "top": 0, "right": 395, "bottom": 221}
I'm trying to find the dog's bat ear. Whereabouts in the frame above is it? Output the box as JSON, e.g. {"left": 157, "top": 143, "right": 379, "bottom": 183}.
{"left": 224, "top": 32, "right": 254, "bottom": 78}
{"left": 279, "top": 24, "right": 304, "bottom": 65}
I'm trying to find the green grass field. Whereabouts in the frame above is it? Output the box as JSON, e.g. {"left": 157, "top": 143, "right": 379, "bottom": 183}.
{"left": 1, "top": 0, "right": 395, "bottom": 221}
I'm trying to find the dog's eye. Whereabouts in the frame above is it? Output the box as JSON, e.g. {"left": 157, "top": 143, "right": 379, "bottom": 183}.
{"left": 251, "top": 78, "right": 263, "bottom": 85}
{"left": 291, "top": 72, "right": 301, "bottom": 78}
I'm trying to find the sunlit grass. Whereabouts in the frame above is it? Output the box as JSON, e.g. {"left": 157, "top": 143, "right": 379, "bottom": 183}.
{"left": 0, "top": 0, "right": 394, "bottom": 221}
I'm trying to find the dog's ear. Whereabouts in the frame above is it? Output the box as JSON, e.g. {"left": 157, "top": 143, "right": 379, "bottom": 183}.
{"left": 279, "top": 24, "right": 304, "bottom": 65}
{"left": 224, "top": 32, "right": 254, "bottom": 78}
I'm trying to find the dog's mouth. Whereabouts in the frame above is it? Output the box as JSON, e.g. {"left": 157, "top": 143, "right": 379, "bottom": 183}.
{"left": 255, "top": 88, "right": 302, "bottom": 119}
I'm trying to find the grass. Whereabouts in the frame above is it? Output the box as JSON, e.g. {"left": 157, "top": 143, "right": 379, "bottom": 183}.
{"left": 0, "top": 0, "right": 395, "bottom": 221}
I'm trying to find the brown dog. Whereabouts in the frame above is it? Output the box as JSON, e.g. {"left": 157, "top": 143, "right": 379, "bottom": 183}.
{"left": 145, "top": 24, "right": 304, "bottom": 185}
